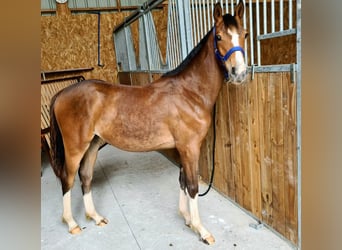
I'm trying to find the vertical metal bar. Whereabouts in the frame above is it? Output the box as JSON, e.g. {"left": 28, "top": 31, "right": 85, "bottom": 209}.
{"left": 296, "top": 0, "right": 302, "bottom": 248}
{"left": 203, "top": 0, "right": 207, "bottom": 34}
{"left": 289, "top": 0, "right": 293, "bottom": 29}
{"left": 149, "top": 14, "right": 156, "bottom": 69}
{"left": 175, "top": 0, "right": 181, "bottom": 66}
{"left": 248, "top": 0, "right": 254, "bottom": 66}
{"left": 263, "top": 0, "right": 267, "bottom": 34}
{"left": 167, "top": 0, "right": 172, "bottom": 68}
{"left": 195, "top": 0, "right": 200, "bottom": 45}
{"left": 177, "top": 0, "right": 192, "bottom": 59}
{"left": 149, "top": 12, "right": 158, "bottom": 70}
{"left": 231, "top": 0, "right": 234, "bottom": 14}
{"left": 138, "top": 17, "right": 148, "bottom": 70}
{"left": 211, "top": 0, "right": 215, "bottom": 28}
{"left": 190, "top": 0, "right": 196, "bottom": 46}
{"left": 207, "top": 0, "right": 210, "bottom": 32}
{"left": 256, "top": 0, "right": 261, "bottom": 66}
{"left": 170, "top": 0, "right": 178, "bottom": 67}
{"left": 243, "top": 0, "right": 247, "bottom": 30}
{"left": 271, "top": 0, "right": 275, "bottom": 32}
{"left": 147, "top": 12, "right": 156, "bottom": 70}
{"left": 146, "top": 14, "right": 154, "bottom": 69}
{"left": 166, "top": 1, "right": 171, "bottom": 68}
{"left": 184, "top": 0, "right": 193, "bottom": 52}
{"left": 142, "top": 14, "right": 152, "bottom": 72}
{"left": 243, "top": 0, "right": 248, "bottom": 65}
{"left": 152, "top": 11, "right": 161, "bottom": 69}
{"left": 171, "top": 0, "right": 178, "bottom": 67}
{"left": 280, "top": 0, "right": 284, "bottom": 31}
{"left": 127, "top": 25, "right": 137, "bottom": 70}
{"left": 124, "top": 27, "right": 131, "bottom": 70}
{"left": 170, "top": 0, "right": 178, "bottom": 68}
{"left": 199, "top": 0, "right": 203, "bottom": 39}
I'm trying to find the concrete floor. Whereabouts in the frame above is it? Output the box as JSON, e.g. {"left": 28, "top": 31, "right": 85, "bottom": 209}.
{"left": 41, "top": 145, "right": 294, "bottom": 250}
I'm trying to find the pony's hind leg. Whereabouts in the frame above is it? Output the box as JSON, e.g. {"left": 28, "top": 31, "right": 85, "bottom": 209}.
{"left": 61, "top": 150, "right": 86, "bottom": 234}
{"left": 78, "top": 136, "right": 108, "bottom": 227}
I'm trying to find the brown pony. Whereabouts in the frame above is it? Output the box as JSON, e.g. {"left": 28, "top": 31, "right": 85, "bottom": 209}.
{"left": 49, "top": 1, "right": 247, "bottom": 245}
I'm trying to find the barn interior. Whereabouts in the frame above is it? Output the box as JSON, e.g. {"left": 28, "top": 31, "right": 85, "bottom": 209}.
{"left": 41, "top": 0, "right": 299, "bottom": 249}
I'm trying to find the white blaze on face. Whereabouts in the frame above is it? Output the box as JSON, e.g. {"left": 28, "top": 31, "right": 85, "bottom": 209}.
{"left": 227, "top": 28, "right": 246, "bottom": 74}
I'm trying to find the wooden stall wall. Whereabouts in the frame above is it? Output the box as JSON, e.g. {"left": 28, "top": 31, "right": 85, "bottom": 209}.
{"left": 206, "top": 72, "right": 298, "bottom": 244}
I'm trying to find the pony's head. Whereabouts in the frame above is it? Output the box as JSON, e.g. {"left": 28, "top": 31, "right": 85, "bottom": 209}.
{"left": 213, "top": 0, "right": 248, "bottom": 84}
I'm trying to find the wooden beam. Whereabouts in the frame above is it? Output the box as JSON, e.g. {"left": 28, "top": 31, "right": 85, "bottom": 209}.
{"left": 41, "top": 3, "right": 168, "bottom": 14}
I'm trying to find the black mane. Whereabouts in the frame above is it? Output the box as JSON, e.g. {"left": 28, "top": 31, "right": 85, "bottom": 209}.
{"left": 162, "top": 27, "right": 213, "bottom": 77}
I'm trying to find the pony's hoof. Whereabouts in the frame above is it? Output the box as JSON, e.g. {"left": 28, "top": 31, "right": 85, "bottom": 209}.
{"left": 96, "top": 218, "right": 108, "bottom": 227}
{"left": 202, "top": 235, "right": 215, "bottom": 245}
{"left": 69, "top": 225, "right": 82, "bottom": 235}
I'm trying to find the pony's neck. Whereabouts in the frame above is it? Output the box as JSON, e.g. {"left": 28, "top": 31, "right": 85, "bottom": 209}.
{"left": 179, "top": 32, "right": 225, "bottom": 110}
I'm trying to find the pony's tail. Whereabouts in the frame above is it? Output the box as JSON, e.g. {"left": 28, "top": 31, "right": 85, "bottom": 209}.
{"left": 49, "top": 94, "right": 65, "bottom": 179}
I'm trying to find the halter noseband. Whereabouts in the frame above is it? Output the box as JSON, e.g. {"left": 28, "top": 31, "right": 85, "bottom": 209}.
{"left": 213, "top": 26, "right": 245, "bottom": 81}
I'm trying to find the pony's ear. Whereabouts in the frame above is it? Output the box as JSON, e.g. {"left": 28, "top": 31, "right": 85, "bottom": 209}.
{"left": 214, "top": 2, "right": 223, "bottom": 23}
{"left": 234, "top": 0, "right": 244, "bottom": 20}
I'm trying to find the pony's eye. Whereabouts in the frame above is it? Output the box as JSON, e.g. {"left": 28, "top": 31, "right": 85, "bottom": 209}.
{"left": 216, "top": 35, "right": 221, "bottom": 41}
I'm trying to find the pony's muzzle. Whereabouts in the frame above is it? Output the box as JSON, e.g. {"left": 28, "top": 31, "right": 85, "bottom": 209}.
{"left": 229, "top": 69, "right": 247, "bottom": 84}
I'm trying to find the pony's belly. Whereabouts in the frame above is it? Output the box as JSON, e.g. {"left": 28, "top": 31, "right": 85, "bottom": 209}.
{"left": 106, "top": 136, "right": 176, "bottom": 152}
{"left": 97, "top": 126, "right": 176, "bottom": 152}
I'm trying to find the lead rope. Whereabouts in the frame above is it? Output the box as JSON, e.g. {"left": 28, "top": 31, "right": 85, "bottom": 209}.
{"left": 199, "top": 103, "right": 216, "bottom": 197}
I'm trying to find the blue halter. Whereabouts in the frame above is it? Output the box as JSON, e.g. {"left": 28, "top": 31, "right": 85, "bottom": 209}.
{"left": 213, "top": 26, "right": 245, "bottom": 81}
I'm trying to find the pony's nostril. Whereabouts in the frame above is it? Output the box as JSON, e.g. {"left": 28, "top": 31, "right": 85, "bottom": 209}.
{"left": 231, "top": 67, "right": 236, "bottom": 75}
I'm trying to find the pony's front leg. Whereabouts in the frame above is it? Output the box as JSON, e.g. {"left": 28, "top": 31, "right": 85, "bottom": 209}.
{"left": 178, "top": 167, "right": 191, "bottom": 225}
{"left": 179, "top": 188, "right": 191, "bottom": 226}
{"left": 83, "top": 191, "right": 108, "bottom": 226}
{"left": 178, "top": 144, "right": 215, "bottom": 245}
{"left": 179, "top": 187, "right": 215, "bottom": 244}
{"left": 62, "top": 190, "right": 82, "bottom": 234}
{"left": 189, "top": 193, "right": 215, "bottom": 245}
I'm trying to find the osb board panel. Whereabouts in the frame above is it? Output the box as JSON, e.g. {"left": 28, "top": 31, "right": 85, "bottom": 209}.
{"left": 200, "top": 72, "right": 298, "bottom": 244}
{"left": 151, "top": 7, "right": 169, "bottom": 63}
{"left": 41, "top": 12, "right": 129, "bottom": 83}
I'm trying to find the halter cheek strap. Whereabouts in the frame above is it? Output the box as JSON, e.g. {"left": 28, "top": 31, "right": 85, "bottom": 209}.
{"left": 213, "top": 26, "right": 245, "bottom": 80}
